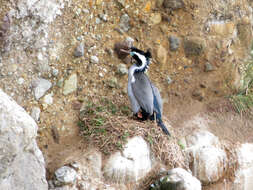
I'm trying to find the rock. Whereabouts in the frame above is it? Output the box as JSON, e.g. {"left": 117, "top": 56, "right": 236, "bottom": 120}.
{"left": 74, "top": 43, "right": 84, "bottom": 57}
{"left": 63, "top": 73, "right": 77, "bottom": 95}
{"left": 104, "top": 136, "right": 152, "bottom": 183}
{"left": 167, "top": 76, "right": 173, "bottom": 84}
{"left": 150, "top": 13, "right": 162, "bottom": 25}
{"left": 119, "top": 14, "right": 130, "bottom": 32}
{"left": 0, "top": 90, "right": 47, "bottom": 189}
{"left": 106, "top": 77, "right": 119, "bottom": 88}
{"left": 237, "top": 22, "right": 252, "bottom": 49}
{"left": 16, "top": 0, "right": 64, "bottom": 23}
{"left": 151, "top": 168, "right": 201, "bottom": 190}
{"left": 54, "top": 166, "right": 77, "bottom": 186}
{"left": 52, "top": 68, "right": 59, "bottom": 77}
{"left": 99, "top": 14, "right": 108, "bottom": 22}
{"left": 43, "top": 93, "right": 53, "bottom": 105}
{"left": 95, "top": 17, "right": 101, "bottom": 24}
{"left": 32, "top": 78, "right": 52, "bottom": 100}
{"left": 17, "top": 77, "right": 25, "bottom": 85}
{"left": 185, "top": 131, "right": 227, "bottom": 183}
{"left": 192, "top": 89, "right": 205, "bottom": 101}
{"left": 117, "top": 64, "right": 128, "bottom": 75}
{"left": 114, "top": 41, "right": 132, "bottom": 60}
{"left": 183, "top": 37, "right": 204, "bottom": 57}
{"left": 163, "top": 0, "right": 185, "bottom": 10}
{"left": 234, "top": 143, "right": 253, "bottom": 189}
{"left": 90, "top": 56, "right": 99, "bottom": 64}
{"left": 156, "top": 0, "right": 164, "bottom": 7}
{"left": 169, "top": 36, "right": 180, "bottom": 51}
{"left": 156, "top": 45, "right": 167, "bottom": 65}
{"left": 204, "top": 62, "right": 214, "bottom": 72}
{"left": 208, "top": 21, "right": 235, "bottom": 37}
{"left": 192, "top": 146, "right": 227, "bottom": 183}
{"left": 86, "top": 151, "right": 102, "bottom": 178}
{"left": 31, "top": 106, "right": 41, "bottom": 122}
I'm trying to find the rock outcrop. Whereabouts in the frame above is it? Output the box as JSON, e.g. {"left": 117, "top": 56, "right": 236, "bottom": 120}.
{"left": 0, "top": 89, "right": 47, "bottom": 190}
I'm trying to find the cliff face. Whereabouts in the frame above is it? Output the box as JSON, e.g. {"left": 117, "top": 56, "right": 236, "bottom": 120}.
{"left": 0, "top": 0, "right": 253, "bottom": 189}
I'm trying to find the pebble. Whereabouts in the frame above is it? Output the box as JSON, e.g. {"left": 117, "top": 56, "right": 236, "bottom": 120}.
{"left": 156, "top": 45, "right": 167, "bottom": 65}
{"left": 125, "top": 36, "right": 134, "bottom": 44}
{"left": 163, "top": 0, "right": 185, "bottom": 10}
{"left": 95, "top": 17, "right": 101, "bottom": 24}
{"left": 37, "top": 52, "right": 43, "bottom": 61}
{"left": 82, "top": 9, "right": 89, "bottom": 14}
{"left": 74, "top": 43, "right": 84, "bottom": 57}
{"left": 204, "top": 62, "right": 214, "bottom": 72}
{"left": 17, "top": 77, "right": 25, "bottom": 85}
{"left": 31, "top": 107, "right": 41, "bottom": 122}
{"left": 167, "top": 76, "right": 173, "bottom": 84}
{"left": 63, "top": 73, "right": 77, "bottom": 95}
{"left": 99, "top": 14, "right": 108, "bottom": 22}
{"left": 183, "top": 38, "right": 204, "bottom": 57}
{"left": 150, "top": 13, "right": 162, "bottom": 25}
{"left": 43, "top": 93, "right": 53, "bottom": 105}
{"left": 90, "top": 55, "right": 99, "bottom": 64}
{"left": 32, "top": 78, "right": 52, "bottom": 100}
{"left": 52, "top": 68, "right": 59, "bottom": 77}
{"left": 169, "top": 36, "right": 180, "bottom": 51}
{"left": 54, "top": 166, "right": 77, "bottom": 186}
{"left": 117, "top": 64, "right": 128, "bottom": 75}
{"left": 119, "top": 14, "right": 130, "bottom": 32}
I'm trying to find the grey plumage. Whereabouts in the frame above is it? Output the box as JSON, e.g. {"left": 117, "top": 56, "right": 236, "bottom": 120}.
{"left": 126, "top": 47, "right": 170, "bottom": 136}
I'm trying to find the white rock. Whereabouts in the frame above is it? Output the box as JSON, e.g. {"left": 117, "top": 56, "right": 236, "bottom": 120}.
{"left": 31, "top": 106, "right": 41, "bottom": 121}
{"left": 54, "top": 166, "right": 77, "bottom": 185}
{"left": 90, "top": 56, "right": 99, "bottom": 64}
{"left": 163, "top": 168, "right": 201, "bottom": 190}
{"left": 17, "top": 77, "right": 25, "bottom": 85}
{"left": 185, "top": 130, "right": 220, "bottom": 148}
{"left": 234, "top": 143, "right": 253, "bottom": 189}
{"left": 0, "top": 89, "right": 47, "bottom": 189}
{"left": 192, "top": 146, "right": 227, "bottom": 183}
{"left": 32, "top": 78, "right": 52, "bottom": 100}
{"left": 43, "top": 93, "right": 53, "bottom": 105}
{"left": 117, "top": 64, "right": 128, "bottom": 75}
{"left": 63, "top": 73, "right": 77, "bottom": 95}
{"left": 104, "top": 136, "right": 152, "bottom": 183}
{"left": 185, "top": 130, "right": 227, "bottom": 183}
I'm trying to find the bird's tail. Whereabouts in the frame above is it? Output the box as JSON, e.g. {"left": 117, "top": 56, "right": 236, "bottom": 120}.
{"left": 156, "top": 117, "right": 171, "bottom": 136}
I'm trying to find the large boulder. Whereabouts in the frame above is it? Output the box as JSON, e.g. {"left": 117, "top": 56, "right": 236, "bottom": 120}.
{"left": 151, "top": 168, "right": 201, "bottom": 190}
{"left": 185, "top": 130, "right": 227, "bottom": 183}
{"left": 104, "top": 136, "right": 152, "bottom": 183}
{"left": 0, "top": 89, "right": 47, "bottom": 190}
{"left": 234, "top": 143, "right": 253, "bottom": 190}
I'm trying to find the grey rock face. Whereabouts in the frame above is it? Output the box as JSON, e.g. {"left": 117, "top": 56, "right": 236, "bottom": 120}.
{"left": 119, "top": 14, "right": 131, "bottom": 32}
{"left": 54, "top": 166, "right": 77, "bottom": 186}
{"left": 32, "top": 78, "right": 52, "bottom": 100}
{"left": 74, "top": 43, "right": 84, "bottom": 57}
{"left": 169, "top": 36, "right": 180, "bottom": 51}
{"left": 0, "top": 89, "right": 47, "bottom": 190}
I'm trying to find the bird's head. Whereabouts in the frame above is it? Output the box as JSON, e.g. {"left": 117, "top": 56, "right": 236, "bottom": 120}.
{"left": 121, "top": 47, "right": 152, "bottom": 72}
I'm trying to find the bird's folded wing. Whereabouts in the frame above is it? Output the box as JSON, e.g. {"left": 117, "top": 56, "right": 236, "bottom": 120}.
{"left": 131, "top": 73, "right": 154, "bottom": 114}
{"left": 150, "top": 83, "right": 163, "bottom": 116}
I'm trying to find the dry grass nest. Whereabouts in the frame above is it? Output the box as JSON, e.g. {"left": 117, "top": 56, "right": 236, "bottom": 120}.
{"left": 78, "top": 96, "right": 187, "bottom": 169}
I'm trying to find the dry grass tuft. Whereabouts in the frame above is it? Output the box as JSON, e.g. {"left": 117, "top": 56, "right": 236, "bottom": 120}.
{"left": 78, "top": 96, "right": 187, "bottom": 169}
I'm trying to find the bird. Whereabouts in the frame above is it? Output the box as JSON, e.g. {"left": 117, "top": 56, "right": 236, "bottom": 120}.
{"left": 121, "top": 47, "right": 170, "bottom": 136}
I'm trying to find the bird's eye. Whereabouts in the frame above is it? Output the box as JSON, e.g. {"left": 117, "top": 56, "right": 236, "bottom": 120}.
{"left": 130, "top": 52, "right": 135, "bottom": 56}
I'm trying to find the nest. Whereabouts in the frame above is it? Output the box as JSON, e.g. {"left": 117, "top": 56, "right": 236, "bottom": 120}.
{"left": 78, "top": 96, "right": 187, "bottom": 169}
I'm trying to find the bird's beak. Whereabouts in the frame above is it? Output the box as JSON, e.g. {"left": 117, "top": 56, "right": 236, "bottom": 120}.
{"left": 120, "top": 49, "right": 130, "bottom": 54}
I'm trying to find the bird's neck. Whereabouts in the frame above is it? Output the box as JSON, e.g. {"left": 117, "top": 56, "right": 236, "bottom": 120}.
{"left": 128, "top": 61, "right": 149, "bottom": 83}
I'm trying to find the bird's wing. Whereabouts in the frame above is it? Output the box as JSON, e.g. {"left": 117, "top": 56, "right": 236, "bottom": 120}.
{"left": 131, "top": 73, "right": 154, "bottom": 114}
{"left": 127, "top": 81, "right": 141, "bottom": 114}
{"left": 150, "top": 83, "right": 163, "bottom": 116}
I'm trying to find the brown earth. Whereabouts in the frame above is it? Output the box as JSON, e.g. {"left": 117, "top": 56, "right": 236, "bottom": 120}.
{"left": 0, "top": 0, "right": 253, "bottom": 189}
